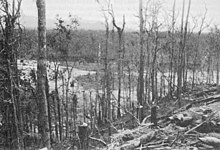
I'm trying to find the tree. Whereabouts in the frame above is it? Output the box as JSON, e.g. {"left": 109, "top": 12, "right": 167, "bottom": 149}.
{"left": 109, "top": 6, "right": 125, "bottom": 118}
{"left": 51, "top": 15, "right": 78, "bottom": 139}
{"left": 208, "top": 26, "right": 220, "bottom": 88}
{"left": 137, "top": 0, "right": 145, "bottom": 121}
{"left": 36, "top": 0, "right": 51, "bottom": 148}
{"left": 0, "top": 0, "right": 24, "bottom": 149}
{"left": 177, "top": 0, "right": 191, "bottom": 108}
{"left": 190, "top": 9, "right": 208, "bottom": 89}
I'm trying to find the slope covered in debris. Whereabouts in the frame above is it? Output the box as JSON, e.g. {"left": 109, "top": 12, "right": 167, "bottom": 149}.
{"left": 104, "top": 85, "right": 220, "bottom": 150}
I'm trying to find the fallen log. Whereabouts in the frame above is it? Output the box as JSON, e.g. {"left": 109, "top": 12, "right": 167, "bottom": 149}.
{"left": 194, "top": 88, "right": 217, "bottom": 98}
{"left": 207, "top": 99, "right": 220, "bottom": 105}
{"left": 191, "top": 94, "right": 220, "bottom": 106}
{"left": 208, "top": 133, "right": 220, "bottom": 139}
{"left": 158, "top": 94, "right": 220, "bottom": 125}
{"left": 185, "top": 112, "right": 216, "bottom": 135}
{"left": 198, "top": 136, "right": 220, "bottom": 148}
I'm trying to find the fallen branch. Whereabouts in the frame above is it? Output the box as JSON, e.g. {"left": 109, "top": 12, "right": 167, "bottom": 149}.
{"left": 185, "top": 112, "right": 216, "bottom": 135}
{"left": 194, "top": 88, "right": 217, "bottom": 98}
{"left": 141, "top": 115, "right": 150, "bottom": 124}
{"left": 146, "top": 143, "right": 170, "bottom": 149}
{"left": 104, "top": 118, "right": 118, "bottom": 133}
{"left": 89, "top": 136, "right": 107, "bottom": 146}
{"left": 135, "top": 144, "right": 147, "bottom": 150}
{"left": 206, "top": 98, "right": 220, "bottom": 105}
{"left": 170, "top": 132, "right": 179, "bottom": 146}
{"left": 145, "top": 140, "right": 168, "bottom": 146}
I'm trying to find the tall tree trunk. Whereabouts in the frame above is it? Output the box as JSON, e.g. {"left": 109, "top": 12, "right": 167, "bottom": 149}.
{"left": 8, "top": 60, "right": 22, "bottom": 150}
{"left": 169, "top": 0, "right": 176, "bottom": 98}
{"left": 104, "top": 16, "right": 111, "bottom": 135}
{"left": 177, "top": 0, "right": 191, "bottom": 108}
{"left": 46, "top": 78, "right": 52, "bottom": 143}
{"left": 52, "top": 92, "right": 58, "bottom": 140}
{"left": 55, "top": 66, "right": 62, "bottom": 141}
{"left": 137, "top": 0, "right": 145, "bottom": 121}
{"left": 111, "top": 14, "right": 125, "bottom": 119}
{"left": 217, "top": 49, "right": 219, "bottom": 86}
{"left": 36, "top": 0, "right": 51, "bottom": 148}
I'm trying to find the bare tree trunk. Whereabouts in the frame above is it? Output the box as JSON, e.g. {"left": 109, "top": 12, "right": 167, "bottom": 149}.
{"left": 96, "top": 43, "right": 101, "bottom": 125}
{"left": 65, "top": 63, "right": 73, "bottom": 138}
{"left": 177, "top": 0, "right": 191, "bottom": 108}
{"left": 36, "top": 0, "right": 51, "bottom": 148}
{"left": 54, "top": 65, "right": 62, "bottom": 141}
{"left": 128, "top": 65, "right": 132, "bottom": 109}
{"left": 104, "top": 15, "right": 111, "bottom": 135}
{"left": 137, "top": 0, "right": 145, "bottom": 121}
{"left": 111, "top": 12, "right": 125, "bottom": 119}
{"left": 217, "top": 49, "right": 220, "bottom": 86}
{"left": 170, "top": 0, "right": 176, "bottom": 95}
{"left": 207, "top": 56, "right": 211, "bottom": 84}
{"left": 8, "top": 60, "right": 22, "bottom": 150}
{"left": 46, "top": 78, "right": 52, "bottom": 144}
{"left": 52, "top": 92, "right": 58, "bottom": 140}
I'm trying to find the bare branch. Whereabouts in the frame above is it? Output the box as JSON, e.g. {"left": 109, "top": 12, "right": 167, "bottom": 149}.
{"left": 109, "top": 5, "right": 125, "bottom": 34}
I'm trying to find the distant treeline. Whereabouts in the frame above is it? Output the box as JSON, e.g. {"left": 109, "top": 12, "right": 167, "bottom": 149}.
{"left": 19, "top": 29, "right": 210, "bottom": 68}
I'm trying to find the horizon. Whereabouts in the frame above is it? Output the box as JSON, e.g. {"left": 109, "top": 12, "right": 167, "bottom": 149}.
{"left": 20, "top": 0, "right": 220, "bottom": 32}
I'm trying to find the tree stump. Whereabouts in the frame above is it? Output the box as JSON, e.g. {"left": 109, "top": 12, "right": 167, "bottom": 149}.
{"left": 151, "top": 105, "right": 157, "bottom": 126}
{"left": 78, "top": 123, "right": 88, "bottom": 150}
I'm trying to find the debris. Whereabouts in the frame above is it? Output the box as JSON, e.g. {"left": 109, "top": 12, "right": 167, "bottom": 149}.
{"left": 106, "top": 85, "right": 220, "bottom": 150}
{"left": 122, "top": 133, "right": 134, "bottom": 142}
{"left": 199, "top": 136, "right": 220, "bottom": 148}
{"left": 140, "top": 131, "right": 156, "bottom": 145}
{"left": 185, "top": 112, "right": 216, "bottom": 134}
{"left": 39, "top": 148, "right": 48, "bottom": 150}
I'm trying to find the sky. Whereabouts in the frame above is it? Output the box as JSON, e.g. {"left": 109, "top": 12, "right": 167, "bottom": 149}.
{"left": 20, "top": 0, "right": 220, "bottom": 31}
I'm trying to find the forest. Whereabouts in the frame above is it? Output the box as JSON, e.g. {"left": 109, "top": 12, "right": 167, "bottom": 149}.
{"left": 1, "top": 0, "right": 220, "bottom": 149}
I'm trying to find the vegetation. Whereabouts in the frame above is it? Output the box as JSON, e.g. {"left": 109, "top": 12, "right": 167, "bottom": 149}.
{"left": 1, "top": 0, "right": 220, "bottom": 149}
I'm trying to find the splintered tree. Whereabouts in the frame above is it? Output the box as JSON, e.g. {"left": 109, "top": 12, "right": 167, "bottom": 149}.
{"left": 96, "top": 0, "right": 113, "bottom": 135}
{"left": 109, "top": 7, "right": 125, "bottom": 118}
{"left": 36, "top": 0, "right": 51, "bottom": 148}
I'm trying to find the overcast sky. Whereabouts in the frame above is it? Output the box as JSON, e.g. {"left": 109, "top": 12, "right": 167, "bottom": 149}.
{"left": 21, "top": 0, "right": 220, "bottom": 31}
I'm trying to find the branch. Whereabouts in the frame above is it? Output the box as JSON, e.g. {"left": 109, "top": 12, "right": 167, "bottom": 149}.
{"left": 88, "top": 136, "right": 107, "bottom": 146}
{"left": 185, "top": 112, "right": 217, "bottom": 135}
{"left": 15, "top": 0, "right": 22, "bottom": 18}
{"left": 109, "top": 4, "right": 125, "bottom": 33}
